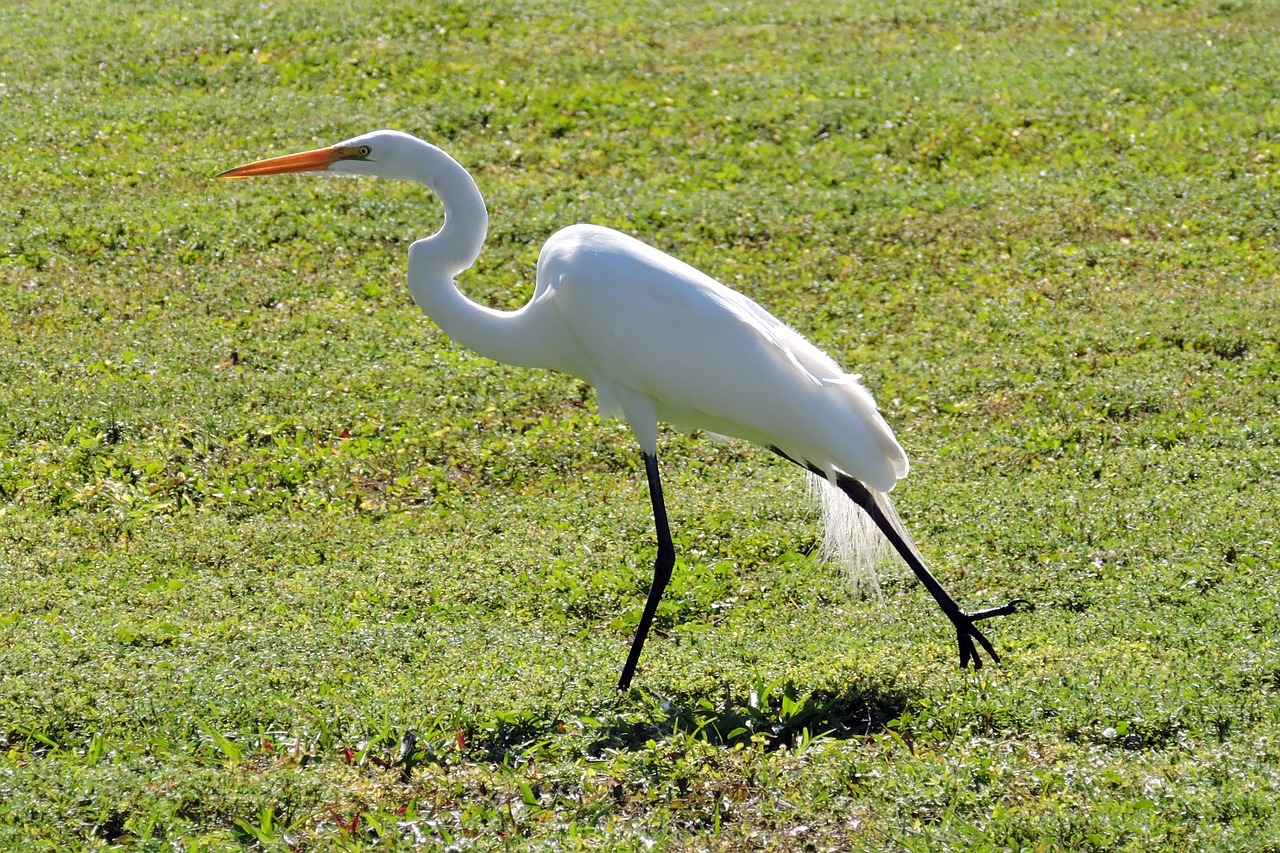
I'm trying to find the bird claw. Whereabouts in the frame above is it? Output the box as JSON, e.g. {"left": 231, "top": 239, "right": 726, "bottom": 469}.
{"left": 953, "top": 599, "right": 1031, "bottom": 670}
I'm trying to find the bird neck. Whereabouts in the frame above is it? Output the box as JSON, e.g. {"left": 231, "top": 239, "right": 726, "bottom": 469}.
{"left": 405, "top": 140, "right": 489, "bottom": 277}
{"left": 404, "top": 142, "right": 549, "bottom": 369}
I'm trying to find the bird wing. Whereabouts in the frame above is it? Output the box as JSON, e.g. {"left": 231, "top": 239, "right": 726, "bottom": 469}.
{"left": 536, "top": 226, "right": 907, "bottom": 491}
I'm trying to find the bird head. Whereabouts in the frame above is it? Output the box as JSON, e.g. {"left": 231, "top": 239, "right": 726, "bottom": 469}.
{"left": 218, "top": 129, "right": 425, "bottom": 181}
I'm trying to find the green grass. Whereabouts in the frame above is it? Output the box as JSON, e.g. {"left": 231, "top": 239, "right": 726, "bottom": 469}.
{"left": 3, "top": 0, "right": 1280, "bottom": 848}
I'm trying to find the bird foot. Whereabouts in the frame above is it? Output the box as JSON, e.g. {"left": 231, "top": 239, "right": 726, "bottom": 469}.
{"left": 952, "top": 599, "right": 1032, "bottom": 670}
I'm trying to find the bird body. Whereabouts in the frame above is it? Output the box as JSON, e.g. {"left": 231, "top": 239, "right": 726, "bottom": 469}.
{"left": 221, "top": 129, "right": 1026, "bottom": 688}
{"left": 378, "top": 130, "right": 905, "bottom": 490}
{"left": 531, "top": 224, "right": 908, "bottom": 491}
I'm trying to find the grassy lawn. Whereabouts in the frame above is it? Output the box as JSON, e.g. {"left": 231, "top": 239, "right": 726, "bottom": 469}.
{"left": 3, "top": 0, "right": 1280, "bottom": 848}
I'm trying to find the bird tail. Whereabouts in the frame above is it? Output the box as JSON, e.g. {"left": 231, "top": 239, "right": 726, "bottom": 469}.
{"left": 807, "top": 471, "right": 892, "bottom": 599}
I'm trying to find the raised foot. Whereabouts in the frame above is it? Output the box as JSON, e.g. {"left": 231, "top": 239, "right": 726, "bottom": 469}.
{"left": 953, "top": 599, "right": 1033, "bottom": 670}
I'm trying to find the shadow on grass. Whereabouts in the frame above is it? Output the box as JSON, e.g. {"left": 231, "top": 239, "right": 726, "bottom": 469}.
{"left": 591, "top": 681, "right": 911, "bottom": 753}
{"left": 460, "top": 679, "right": 910, "bottom": 764}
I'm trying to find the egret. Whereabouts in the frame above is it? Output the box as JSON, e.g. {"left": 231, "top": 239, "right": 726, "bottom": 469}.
{"left": 220, "top": 130, "right": 1027, "bottom": 689}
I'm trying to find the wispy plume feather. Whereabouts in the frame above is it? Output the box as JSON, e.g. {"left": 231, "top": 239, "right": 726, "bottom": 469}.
{"left": 807, "top": 471, "right": 890, "bottom": 599}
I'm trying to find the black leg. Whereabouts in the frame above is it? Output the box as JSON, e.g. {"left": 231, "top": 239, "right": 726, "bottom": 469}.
{"left": 617, "top": 452, "right": 676, "bottom": 691}
{"left": 832, "top": 474, "right": 1029, "bottom": 670}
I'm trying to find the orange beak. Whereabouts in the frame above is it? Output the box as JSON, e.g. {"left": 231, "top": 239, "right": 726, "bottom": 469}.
{"left": 218, "top": 146, "right": 341, "bottom": 178}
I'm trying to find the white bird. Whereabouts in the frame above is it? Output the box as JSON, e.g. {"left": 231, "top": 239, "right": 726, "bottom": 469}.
{"left": 220, "top": 130, "right": 1027, "bottom": 689}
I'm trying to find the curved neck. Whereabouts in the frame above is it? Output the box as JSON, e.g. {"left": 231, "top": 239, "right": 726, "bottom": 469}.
{"left": 405, "top": 141, "right": 489, "bottom": 276}
{"left": 403, "top": 141, "right": 547, "bottom": 369}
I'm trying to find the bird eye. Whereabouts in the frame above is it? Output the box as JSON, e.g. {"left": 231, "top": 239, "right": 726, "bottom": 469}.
{"left": 339, "top": 145, "right": 373, "bottom": 161}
